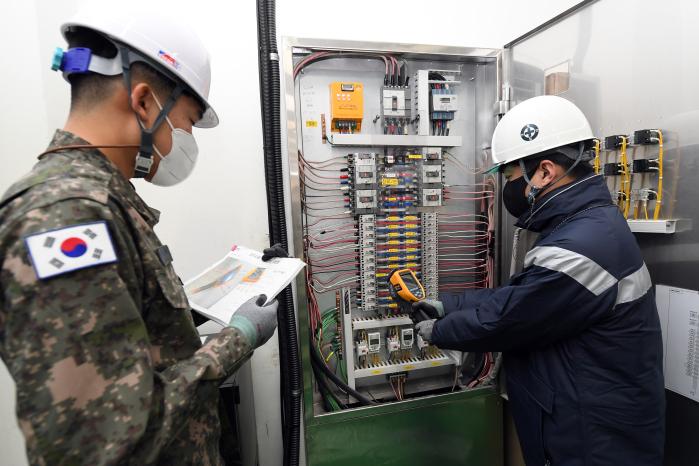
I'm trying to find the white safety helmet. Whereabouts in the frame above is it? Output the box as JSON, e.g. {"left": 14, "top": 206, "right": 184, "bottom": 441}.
{"left": 489, "top": 95, "right": 593, "bottom": 173}
{"left": 58, "top": 3, "right": 218, "bottom": 128}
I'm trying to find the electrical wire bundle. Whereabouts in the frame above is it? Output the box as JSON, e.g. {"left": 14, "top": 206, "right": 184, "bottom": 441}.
{"left": 312, "top": 306, "right": 348, "bottom": 411}
{"left": 299, "top": 151, "right": 375, "bottom": 408}
{"left": 438, "top": 178, "right": 494, "bottom": 292}
{"left": 294, "top": 51, "right": 408, "bottom": 87}
{"left": 437, "top": 156, "right": 498, "bottom": 389}
{"left": 388, "top": 374, "right": 407, "bottom": 401}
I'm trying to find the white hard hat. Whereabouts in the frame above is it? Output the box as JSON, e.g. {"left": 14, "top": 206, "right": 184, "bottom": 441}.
{"left": 60, "top": 4, "right": 218, "bottom": 128}
{"left": 489, "top": 95, "right": 593, "bottom": 173}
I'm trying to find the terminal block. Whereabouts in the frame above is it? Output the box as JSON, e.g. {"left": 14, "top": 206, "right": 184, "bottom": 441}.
{"left": 632, "top": 129, "right": 661, "bottom": 145}
{"left": 359, "top": 215, "right": 378, "bottom": 311}
{"left": 604, "top": 135, "right": 627, "bottom": 150}
{"left": 604, "top": 162, "right": 623, "bottom": 176}
{"left": 421, "top": 213, "right": 439, "bottom": 300}
{"left": 632, "top": 158, "right": 660, "bottom": 173}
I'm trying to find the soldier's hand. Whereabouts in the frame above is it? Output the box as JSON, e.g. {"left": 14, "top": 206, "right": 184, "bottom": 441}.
{"left": 228, "top": 295, "right": 279, "bottom": 348}
{"left": 262, "top": 243, "right": 289, "bottom": 261}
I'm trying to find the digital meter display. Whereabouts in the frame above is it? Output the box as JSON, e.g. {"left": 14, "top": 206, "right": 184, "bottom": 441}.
{"left": 400, "top": 271, "right": 424, "bottom": 300}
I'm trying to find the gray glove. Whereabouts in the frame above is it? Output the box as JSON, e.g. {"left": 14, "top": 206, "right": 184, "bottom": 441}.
{"left": 411, "top": 299, "right": 445, "bottom": 323}
{"left": 229, "top": 295, "right": 279, "bottom": 348}
{"left": 416, "top": 319, "right": 437, "bottom": 343}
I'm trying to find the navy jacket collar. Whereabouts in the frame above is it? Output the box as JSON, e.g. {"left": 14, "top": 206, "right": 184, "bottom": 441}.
{"left": 515, "top": 174, "right": 613, "bottom": 234}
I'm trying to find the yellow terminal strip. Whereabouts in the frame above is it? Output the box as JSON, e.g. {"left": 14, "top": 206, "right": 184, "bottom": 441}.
{"left": 386, "top": 255, "right": 419, "bottom": 262}
{"left": 620, "top": 137, "right": 631, "bottom": 219}
{"left": 386, "top": 231, "right": 418, "bottom": 238}
{"left": 386, "top": 239, "right": 419, "bottom": 245}
{"left": 381, "top": 178, "right": 399, "bottom": 187}
{"left": 386, "top": 247, "right": 419, "bottom": 253}
{"left": 593, "top": 139, "right": 601, "bottom": 175}
{"left": 653, "top": 130, "right": 664, "bottom": 220}
{"left": 387, "top": 263, "right": 419, "bottom": 269}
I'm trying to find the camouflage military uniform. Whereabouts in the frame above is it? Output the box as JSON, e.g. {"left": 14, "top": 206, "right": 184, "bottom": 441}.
{"left": 0, "top": 130, "right": 252, "bottom": 465}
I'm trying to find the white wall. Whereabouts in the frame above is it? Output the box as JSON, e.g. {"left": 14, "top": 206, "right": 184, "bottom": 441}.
{"left": 0, "top": 1, "right": 579, "bottom": 465}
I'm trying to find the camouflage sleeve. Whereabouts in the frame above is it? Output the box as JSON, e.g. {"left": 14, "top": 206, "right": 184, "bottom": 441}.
{"left": 0, "top": 198, "right": 252, "bottom": 465}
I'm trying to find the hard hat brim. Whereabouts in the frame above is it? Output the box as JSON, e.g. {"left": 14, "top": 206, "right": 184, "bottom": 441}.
{"left": 484, "top": 164, "right": 502, "bottom": 175}
{"left": 195, "top": 106, "right": 219, "bottom": 128}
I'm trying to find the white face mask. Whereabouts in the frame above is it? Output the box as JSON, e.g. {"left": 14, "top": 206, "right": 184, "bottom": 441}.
{"left": 148, "top": 93, "right": 199, "bottom": 187}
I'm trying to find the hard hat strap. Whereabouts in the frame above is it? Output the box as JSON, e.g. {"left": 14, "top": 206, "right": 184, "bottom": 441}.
{"left": 520, "top": 141, "right": 585, "bottom": 206}
{"left": 118, "top": 45, "right": 184, "bottom": 178}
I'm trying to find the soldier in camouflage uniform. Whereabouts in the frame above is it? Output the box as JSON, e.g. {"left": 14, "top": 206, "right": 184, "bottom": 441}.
{"left": 0, "top": 6, "right": 281, "bottom": 466}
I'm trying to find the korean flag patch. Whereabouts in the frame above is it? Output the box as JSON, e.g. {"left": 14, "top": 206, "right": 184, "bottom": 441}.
{"left": 24, "top": 221, "right": 118, "bottom": 280}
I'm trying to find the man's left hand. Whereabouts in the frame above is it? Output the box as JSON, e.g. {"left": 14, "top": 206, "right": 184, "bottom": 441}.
{"left": 262, "top": 243, "right": 289, "bottom": 261}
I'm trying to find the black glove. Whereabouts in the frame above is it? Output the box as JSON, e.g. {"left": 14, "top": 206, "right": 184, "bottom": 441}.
{"left": 411, "top": 299, "right": 445, "bottom": 324}
{"left": 262, "top": 243, "right": 289, "bottom": 261}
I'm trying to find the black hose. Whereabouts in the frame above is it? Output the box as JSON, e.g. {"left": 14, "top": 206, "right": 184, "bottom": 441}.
{"left": 309, "top": 339, "right": 375, "bottom": 406}
{"left": 310, "top": 358, "right": 348, "bottom": 410}
{"left": 256, "top": 1, "right": 302, "bottom": 465}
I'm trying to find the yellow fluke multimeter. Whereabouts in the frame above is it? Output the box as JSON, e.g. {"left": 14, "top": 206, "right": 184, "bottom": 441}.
{"left": 388, "top": 269, "right": 425, "bottom": 311}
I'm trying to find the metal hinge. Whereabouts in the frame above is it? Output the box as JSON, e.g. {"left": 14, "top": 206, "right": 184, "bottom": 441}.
{"left": 494, "top": 84, "right": 512, "bottom": 116}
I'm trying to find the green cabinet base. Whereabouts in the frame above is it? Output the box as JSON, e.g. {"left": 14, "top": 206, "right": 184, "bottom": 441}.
{"left": 305, "top": 388, "right": 503, "bottom": 466}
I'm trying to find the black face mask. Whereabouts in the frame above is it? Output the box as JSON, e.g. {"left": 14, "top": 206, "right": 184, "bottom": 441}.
{"left": 503, "top": 175, "right": 531, "bottom": 218}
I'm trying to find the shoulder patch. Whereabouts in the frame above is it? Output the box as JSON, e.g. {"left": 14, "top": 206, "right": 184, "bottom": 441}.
{"left": 24, "top": 221, "right": 118, "bottom": 280}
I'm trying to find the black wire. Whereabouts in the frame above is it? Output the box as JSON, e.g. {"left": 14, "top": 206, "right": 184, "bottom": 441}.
{"left": 309, "top": 339, "right": 375, "bottom": 405}
{"left": 311, "top": 360, "right": 348, "bottom": 410}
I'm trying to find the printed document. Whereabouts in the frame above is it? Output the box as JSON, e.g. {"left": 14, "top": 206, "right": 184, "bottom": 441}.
{"left": 185, "top": 245, "right": 305, "bottom": 326}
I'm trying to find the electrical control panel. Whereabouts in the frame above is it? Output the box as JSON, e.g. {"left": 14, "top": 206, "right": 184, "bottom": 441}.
{"left": 330, "top": 81, "right": 364, "bottom": 133}
{"left": 292, "top": 46, "right": 498, "bottom": 413}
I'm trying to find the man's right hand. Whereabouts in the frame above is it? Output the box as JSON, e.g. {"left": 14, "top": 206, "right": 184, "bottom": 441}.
{"left": 411, "top": 299, "right": 445, "bottom": 323}
{"left": 228, "top": 295, "right": 279, "bottom": 348}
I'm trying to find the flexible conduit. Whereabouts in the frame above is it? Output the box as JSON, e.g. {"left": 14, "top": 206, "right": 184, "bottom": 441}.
{"left": 256, "top": 1, "right": 301, "bottom": 465}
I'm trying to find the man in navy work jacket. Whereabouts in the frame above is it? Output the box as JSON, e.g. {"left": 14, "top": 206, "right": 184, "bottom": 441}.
{"left": 413, "top": 96, "right": 665, "bottom": 466}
